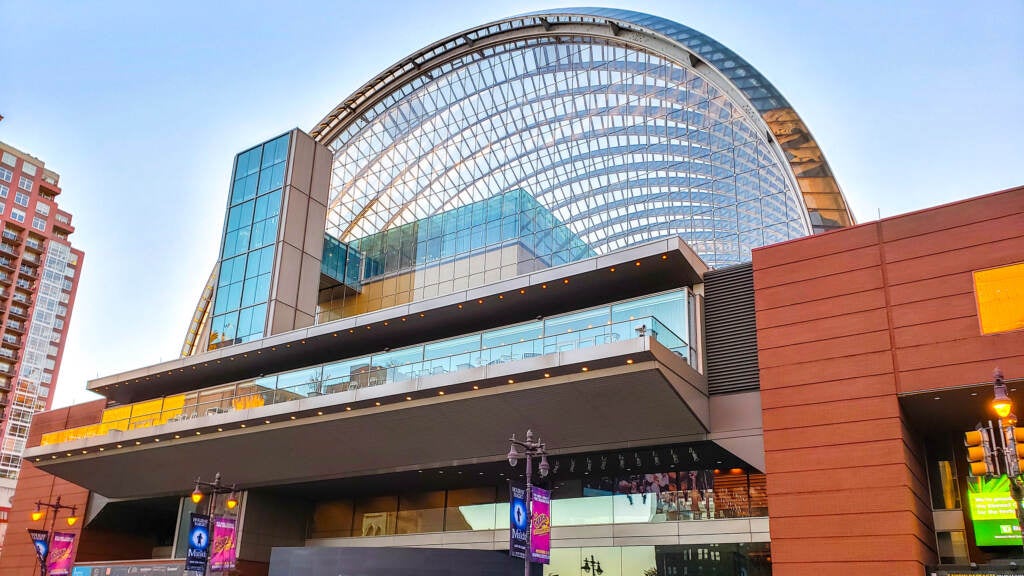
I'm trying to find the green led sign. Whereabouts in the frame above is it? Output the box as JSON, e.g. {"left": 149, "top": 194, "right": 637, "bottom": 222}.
{"left": 968, "top": 475, "right": 1022, "bottom": 546}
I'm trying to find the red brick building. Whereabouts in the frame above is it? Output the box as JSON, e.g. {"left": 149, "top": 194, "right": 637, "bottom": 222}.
{"left": 0, "top": 142, "right": 83, "bottom": 549}
{"left": 754, "top": 185, "right": 1024, "bottom": 574}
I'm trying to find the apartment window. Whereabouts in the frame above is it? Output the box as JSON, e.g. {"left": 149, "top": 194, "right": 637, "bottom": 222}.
{"left": 54, "top": 319, "right": 64, "bottom": 330}
{"left": 17, "top": 176, "right": 32, "bottom": 192}
{"left": 35, "top": 202, "right": 49, "bottom": 216}
{"left": 0, "top": 152, "right": 15, "bottom": 167}
{"left": 0, "top": 168, "right": 11, "bottom": 183}
{"left": 10, "top": 209, "right": 25, "bottom": 223}
{"left": 55, "top": 213, "right": 70, "bottom": 225}
{"left": 0, "top": 184, "right": 7, "bottom": 199}
{"left": 0, "top": 204, "right": 5, "bottom": 216}
{"left": 31, "top": 217, "right": 46, "bottom": 232}
{"left": 14, "top": 192, "right": 29, "bottom": 207}
{"left": 21, "top": 163, "right": 37, "bottom": 177}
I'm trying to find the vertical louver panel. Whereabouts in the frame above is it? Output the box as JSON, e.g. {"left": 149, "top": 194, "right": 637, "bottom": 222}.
{"left": 704, "top": 263, "right": 759, "bottom": 394}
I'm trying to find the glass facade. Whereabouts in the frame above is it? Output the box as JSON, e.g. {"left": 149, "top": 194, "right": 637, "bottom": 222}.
{"left": 209, "top": 133, "right": 289, "bottom": 349}
{"left": 325, "top": 35, "right": 810, "bottom": 282}
{"left": 0, "top": 240, "right": 74, "bottom": 479}
{"left": 311, "top": 472, "right": 766, "bottom": 539}
{"left": 318, "top": 189, "right": 596, "bottom": 319}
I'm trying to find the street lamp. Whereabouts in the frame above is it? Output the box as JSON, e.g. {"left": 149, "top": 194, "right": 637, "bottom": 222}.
{"left": 965, "top": 369, "right": 1024, "bottom": 556}
{"left": 581, "top": 554, "right": 604, "bottom": 575}
{"left": 29, "top": 495, "right": 79, "bottom": 576}
{"left": 190, "top": 473, "right": 239, "bottom": 575}
{"left": 508, "top": 429, "right": 549, "bottom": 576}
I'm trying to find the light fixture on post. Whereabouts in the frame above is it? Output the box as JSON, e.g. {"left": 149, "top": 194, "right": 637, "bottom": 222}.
{"left": 29, "top": 495, "right": 79, "bottom": 576}
{"left": 190, "top": 473, "right": 240, "bottom": 575}
{"left": 508, "top": 429, "right": 549, "bottom": 576}
{"left": 581, "top": 554, "right": 603, "bottom": 575}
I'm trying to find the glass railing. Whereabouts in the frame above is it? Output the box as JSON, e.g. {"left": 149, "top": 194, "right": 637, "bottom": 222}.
{"left": 41, "top": 315, "right": 687, "bottom": 445}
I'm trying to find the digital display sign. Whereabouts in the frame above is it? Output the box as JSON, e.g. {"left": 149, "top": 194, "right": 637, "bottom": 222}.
{"left": 967, "top": 475, "right": 1022, "bottom": 546}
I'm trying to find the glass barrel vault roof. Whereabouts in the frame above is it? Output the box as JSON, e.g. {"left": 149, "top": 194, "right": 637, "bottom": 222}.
{"left": 312, "top": 8, "right": 854, "bottom": 268}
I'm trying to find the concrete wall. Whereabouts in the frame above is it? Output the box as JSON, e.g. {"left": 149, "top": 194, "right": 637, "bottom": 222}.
{"left": 752, "top": 185, "right": 1024, "bottom": 575}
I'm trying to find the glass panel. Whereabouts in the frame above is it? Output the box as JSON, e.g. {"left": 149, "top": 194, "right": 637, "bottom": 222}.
{"left": 446, "top": 487, "right": 497, "bottom": 531}
{"left": 396, "top": 491, "right": 446, "bottom": 534}
{"left": 353, "top": 495, "right": 397, "bottom": 537}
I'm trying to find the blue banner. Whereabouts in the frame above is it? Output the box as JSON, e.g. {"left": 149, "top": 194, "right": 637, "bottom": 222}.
{"left": 28, "top": 529, "right": 49, "bottom": 564}
{"left": 509, "top": 483, "right": 528, "bottom": 560}
{"left": 185, "top": 513, "right": 211, "bottom": 574}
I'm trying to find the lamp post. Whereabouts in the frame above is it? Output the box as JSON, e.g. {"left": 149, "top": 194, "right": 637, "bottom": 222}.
{"left": 581, "top": 554, "right": 603, "bottom": 575}
{"left": 190, "top": 473, "right": 239, "bottom": 575}
{"left": 29, "top": 495, "right": 79, "bottom": 576}
{"left": 989, "top": 369, "right": 1024, "bottom": 556}
{"left": 508, "top": 429, "right": 549, "bottom": 576}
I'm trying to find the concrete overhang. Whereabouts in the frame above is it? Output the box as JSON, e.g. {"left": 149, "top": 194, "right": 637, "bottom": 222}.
{"left": 90, "top": 237, "right": 707, "bottom": 405}
{"left": 29, "top": 339, "right": 708, "bottom": 499}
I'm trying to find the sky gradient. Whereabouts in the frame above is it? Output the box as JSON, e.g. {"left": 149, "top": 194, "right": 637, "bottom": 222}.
{"left": 0, "top": 0, "right": 1021, "bottom": 408}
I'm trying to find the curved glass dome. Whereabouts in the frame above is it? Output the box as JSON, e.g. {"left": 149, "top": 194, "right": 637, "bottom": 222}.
{"left": 314, "top": 9, "right": 851, "bottom": 277}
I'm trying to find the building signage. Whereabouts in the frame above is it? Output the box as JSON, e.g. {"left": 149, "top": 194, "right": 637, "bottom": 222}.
{"left": 967, "top": 475, "right": 1021, "bottom": 546}
{"left": 529, "top": 487, "right": 551, "bottom": 564}
{"left": 209, "top": 517, "right": 237, "bottom": 572}
{"left": 28, "top": 528, "right": 49, "bottom": 564}
{"left": 47, "top": 532, "right": 76, "bottom": 576}
{"left": 509, "top": 483, "right": 528, "bottom": 560}
{"left": 185, "top": 513, "right": 212, "bottom": 573}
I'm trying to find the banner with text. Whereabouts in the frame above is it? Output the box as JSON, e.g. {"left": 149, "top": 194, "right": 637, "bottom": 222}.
{"left": 47, "top": 532, "right": 76, "bottom": 576}
{"left": 185, "top": 514, "right": 212, "bottom": 574}
{"left": 968, "top": 475, "right": 1022, "bottom": 546}
{"left": 28, "top": 529, "right": 49, "bottom": 565}
{"left": 509, "top": 483, "right": 528, "bottom": 560}
{"left": 210, "top": 517, "right": 237, "bottom": 572}
{"left": 530, "top": 487, "right": 551, "bottom": 564}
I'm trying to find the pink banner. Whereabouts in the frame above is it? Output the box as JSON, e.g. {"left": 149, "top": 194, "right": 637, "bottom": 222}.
{"left": 210, "top": 516, "right": 237, "bottom": 572}
{"left": 46, "top": 532, "right": 75, "bottom": 576}
{"left": 530, "top": 487, "right": 550, "bottom": 564}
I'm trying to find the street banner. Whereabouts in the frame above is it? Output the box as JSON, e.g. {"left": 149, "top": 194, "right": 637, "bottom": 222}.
{"left": 28, "top": 529, "right": 49, "bottom": 564}
{"left": 47, "top": 532, "right": 76, "bottom": 576}
{"left": 209, "top": 517, "right": 237, "bottom": 572}
{"left": 185, "top": 513, "right": 211, "bottom": 574}
{"left": 509, "top": 483, "right": 528, "bottom": 560}
{"left": 529, "top": 487, "right": 551, "bottom": 564}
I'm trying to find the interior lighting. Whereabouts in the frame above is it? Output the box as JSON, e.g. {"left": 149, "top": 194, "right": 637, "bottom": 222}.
{"left": 635, "top": 261, "right": 641, "bottom": 266}
{"left": 581, "top": 367, "right": 589, "bottom": 372}
{"left": 438, "top": 391, "right": 445, "bottom": 395}
{"left": 508, "top": 379, "right": 514, "bottom": 384}
{"left": 563, "top": 279, "right": 569, "bottom": 284}
{"left": 375, "top": 401, "right": 381, "bottom": 405}
{"left": 626, "top": 359, "right": 634, "bottom": 364}
{"left": 610, "top": 267, "right": 616, "bottom": 272}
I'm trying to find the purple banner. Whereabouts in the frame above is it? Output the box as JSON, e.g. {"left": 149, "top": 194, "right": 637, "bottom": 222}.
{"left": 46, "top": 532, "right": 75, "bottom": 576}
{"left": 529, "top": 487, "right": 550, "bottom": 564}
{"left": 209, "top": 517, "right": 237, "bottom": 572}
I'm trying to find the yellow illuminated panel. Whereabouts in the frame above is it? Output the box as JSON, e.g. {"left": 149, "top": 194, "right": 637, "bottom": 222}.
{"left": 974, "top": 262, "right": 1024, "bottom": 335}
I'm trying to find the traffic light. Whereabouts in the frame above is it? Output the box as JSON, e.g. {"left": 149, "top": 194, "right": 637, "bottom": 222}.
{"left": 965, "top": 429, "right": 995, "bottom": 476}
{"left": 1010, "top": 427, "right": 1024, "bottom": 476}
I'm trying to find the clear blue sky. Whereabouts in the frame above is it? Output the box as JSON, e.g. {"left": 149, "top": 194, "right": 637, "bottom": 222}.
{"left": 0, "top": 0, "right": 1021, "bottom": 408}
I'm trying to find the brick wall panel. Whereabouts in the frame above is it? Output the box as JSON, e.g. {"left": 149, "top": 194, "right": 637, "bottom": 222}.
{"left": 759, "top": 330, "right": 892, "bottom": 368}
{"left": 755, "top": 288, "right": 886, "bottom": 329}
{"left": 754, "top": 267, "right": 884, "bottom": 311}
{"left": 753, "top": 245, "right": 881, "bottom": 289}
{"left": 760, "top": 350, "right": 894, "bottom": 389}
{"left": 751, "top": 223, "right": 879, "bottom": 270}
{"left": 883, "top": 211, "right": 1024, "bottom": 263}
{"left": 760, "top": 374, "right": 896, "bottom": 409}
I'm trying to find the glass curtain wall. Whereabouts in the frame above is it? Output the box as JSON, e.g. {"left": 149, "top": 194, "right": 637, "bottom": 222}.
{"left": 326, "top": 36, "right": 809, "bottom": 282}
{"left": 209, "top": 134, "right": 289, "bottom": 349}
